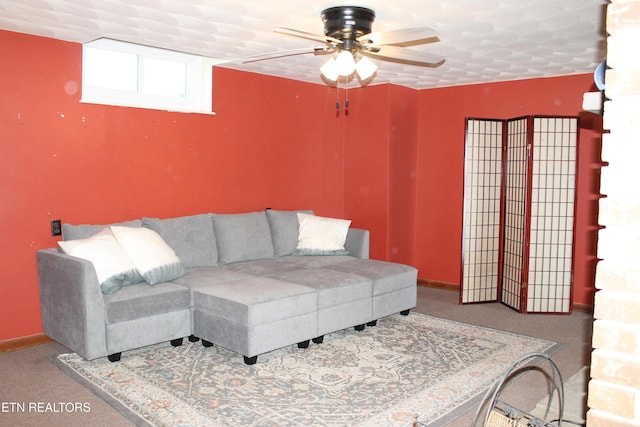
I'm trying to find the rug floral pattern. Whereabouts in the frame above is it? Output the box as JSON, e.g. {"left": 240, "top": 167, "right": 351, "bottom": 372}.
{"left": 54, "top": 313, "right": 558, "bottom": 427}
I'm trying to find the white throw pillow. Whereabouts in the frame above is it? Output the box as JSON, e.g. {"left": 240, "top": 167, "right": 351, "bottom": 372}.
{"left": 57, "top": 228, "right": 143, "bottom": 294}
{"left": 296, "top": 213, "right": 351, "bottom": 252}
{"left": 110, "top": 226, "right": 184, "bottom": 285}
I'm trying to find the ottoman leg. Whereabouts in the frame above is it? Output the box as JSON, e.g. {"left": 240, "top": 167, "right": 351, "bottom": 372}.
{"left": 188, "top": 335, "right": 200, "bottom": 342}
{"left": 366, "top": 320, "right": 378, "bottom": 327}
{"left": 400, "top": 309, "right": 411, "bottom": 316}
{"left": 170, "top": 338, "right": 183, "bottom": 347}
{"left": 297, "top": 340, "right": 310, "bottom": 349}
{"left": 312, "top": 336, "right": 324, "bottom": 344}
{"left": 354, "top": 324, "right": 365, "bottom": 331}
{"left": 244, "top": 355, "right": 258, "bottom": 365}
{"left": 201, "top": 339, "right": 213, "bottom": 347}
{"left": 108, "top": 353, "right": 121, "bottom": 362}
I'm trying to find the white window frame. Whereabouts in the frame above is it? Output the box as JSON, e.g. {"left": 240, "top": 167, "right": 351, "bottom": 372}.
{"left": 81, "top": 38, "right": 222, "bottom": 114}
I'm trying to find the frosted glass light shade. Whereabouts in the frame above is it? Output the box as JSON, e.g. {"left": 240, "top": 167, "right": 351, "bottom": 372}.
{"left": 320, "top": 57, "right": 339, "bottom": 81}
{"left": 355, "top": 56, "right": 377, "bottom": 80}
{"left": 334, "top": 50, "right": 355, "bottom": 76}
{"left": 321, "top": 51, "right": 377, "bottom": 82}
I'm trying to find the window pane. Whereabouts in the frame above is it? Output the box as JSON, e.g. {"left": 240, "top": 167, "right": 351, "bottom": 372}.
{"left": 82, "top": 39, "right": 215, "bottom": 114}
{"left": 143, "top": 57, "right": 187, "bottom": 97}
{"left": 84, "top": 47, "right": 138, "bottom": 91}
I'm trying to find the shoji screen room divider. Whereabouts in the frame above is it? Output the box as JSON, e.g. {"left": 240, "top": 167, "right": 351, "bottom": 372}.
{"left": 461, "top": 116, "right": 579, "bottom": 314}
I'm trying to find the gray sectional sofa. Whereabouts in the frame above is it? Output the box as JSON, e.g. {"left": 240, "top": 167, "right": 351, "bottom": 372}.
{"left": 37, "top": 209, "right": 418, "bottom": 365}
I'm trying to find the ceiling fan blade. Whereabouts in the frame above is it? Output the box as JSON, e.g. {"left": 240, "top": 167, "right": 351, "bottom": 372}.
{"left": 361, "top": 45, "right": 445, "bottom": 66}
{"left": 275, "top": 27, "right": 342, "bottom": 45}
{"left": 242, "top": 46, "right": 333, "bottom": 63}
{"left": 358, "top": 26, "right": 439, "bottom": 46}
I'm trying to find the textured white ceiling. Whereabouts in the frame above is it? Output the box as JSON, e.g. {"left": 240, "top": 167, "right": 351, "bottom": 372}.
{"left": 0, "top": 0, "right": 607, "bottom": 89}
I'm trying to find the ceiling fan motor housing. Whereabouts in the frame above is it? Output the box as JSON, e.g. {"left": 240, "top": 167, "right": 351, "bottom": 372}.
{"left": 322, "top": 6, "right": 375, "bottom": 51}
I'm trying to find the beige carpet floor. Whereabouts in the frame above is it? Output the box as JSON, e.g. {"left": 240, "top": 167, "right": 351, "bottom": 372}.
{"left": 0, "top": 286, "right": 593, "bottom": 426}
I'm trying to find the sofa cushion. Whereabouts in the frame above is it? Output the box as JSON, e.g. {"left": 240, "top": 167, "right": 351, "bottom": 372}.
{"left": 62, "top": 219, "right": 141, "bottom": 241}
{"left": 57, "top": 227, "right": 143, "bottom": 294}
{"left": 266, "top": 209, "right": 314, "bottom": 257}
{"left": 222, "top": 258, "right": 301, "bottom": 276}
{"left": 280, "top": 254, "right": 356, "bottom": 269}
{"left": 192, "top": 277, "right": 316, "bottom": 326}
{"left": 266, "top": 268, "right": 372, "bottom": 309}
{"left": 142, "top": 214, "right": 218, "bottom": 268}
{"left": 296, "top": 213, "right": 351, "bottom": 253}
{"left": 325, "top": 259, "right": 418, "bottom": 296}
{"left": 103, "top": 282, "right": 190, "bottom": 324}
{"left": 111, "top": 226, "right": 184, "bottom": 285}
{"left": 171, "top": 267, "right": 250, "bottom": 289}
{"left": 212, "top": 211, "right": 274, "bottom": 265}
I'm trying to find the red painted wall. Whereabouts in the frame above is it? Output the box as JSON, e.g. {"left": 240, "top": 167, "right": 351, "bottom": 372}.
{"left": 415, "top": 76, "right": 603, "bottom": 306}
{"left": 0, "top": 29, "right": 600, "bottom": 342}
{"left": 0, "top": 30, "right": 349, "bottom": 341}
{"left": 340, "top": 84, "right": 419, "bottom": 264}
{"left": 341, "top": 85, "right": 392, "bottom": 260}
{"left": 387, "top": 86, "right": 419, "bottom": 265}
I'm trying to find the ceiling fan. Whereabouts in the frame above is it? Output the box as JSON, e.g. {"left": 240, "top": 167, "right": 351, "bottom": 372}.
{"left": 243, "top": 6, "right": 444, "bottom": 83}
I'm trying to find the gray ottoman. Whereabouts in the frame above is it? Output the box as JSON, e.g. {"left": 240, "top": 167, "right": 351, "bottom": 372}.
{"left": 266, "top": 268, "right": 373, "bottom": 338}
{"left": 326, "top": 259, "right": 418, "bottom": 321}
{"left": 192, "top": 277, "right": 317, "bottom": 364}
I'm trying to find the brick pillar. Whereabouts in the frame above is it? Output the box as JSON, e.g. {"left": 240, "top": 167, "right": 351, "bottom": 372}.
{"left": 587, "top": 1, "right": 640, "bottom": 426}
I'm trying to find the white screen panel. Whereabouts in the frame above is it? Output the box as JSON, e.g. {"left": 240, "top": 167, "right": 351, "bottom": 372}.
{"left": 500, "top": 118, "right": 529, "bottom": 311}
{"left": 526, "top": 117, "right": 577, "bottom": 313}
{"left": 461, "top": 119, "right": 502, "bottom": 303}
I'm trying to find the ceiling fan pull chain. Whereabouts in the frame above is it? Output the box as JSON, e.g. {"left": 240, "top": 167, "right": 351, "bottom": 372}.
{"left": 336, "top": 76, "right": 341, "bottom": 109}
{"left": 345, "top": 79, "right": 349, "bottom": 109}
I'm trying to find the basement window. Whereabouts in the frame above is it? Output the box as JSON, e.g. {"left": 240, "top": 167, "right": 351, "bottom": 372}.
{"left": 81, "top": 39, "right": 221, "bottom": 114}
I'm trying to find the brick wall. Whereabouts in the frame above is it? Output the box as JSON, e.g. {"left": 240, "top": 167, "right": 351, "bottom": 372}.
{"left": 587, "top": 1, "right": 640, "bottom": 425}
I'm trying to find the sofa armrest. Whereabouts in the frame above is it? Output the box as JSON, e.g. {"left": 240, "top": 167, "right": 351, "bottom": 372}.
{"left": 345, "top": 228, "right": 370, "bottom": 259}
{"left": 37, "top": 248, "right": 107, "bottom": 360}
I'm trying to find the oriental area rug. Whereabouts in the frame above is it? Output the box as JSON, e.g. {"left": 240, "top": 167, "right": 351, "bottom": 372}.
{"left": 52, "top": 313, "right": 560, "bottom": 427}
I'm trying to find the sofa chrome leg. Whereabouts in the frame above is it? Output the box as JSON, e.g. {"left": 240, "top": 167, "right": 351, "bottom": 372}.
{"left": 366, "top": 320, "right": 378, "bottom": 327}
{"left": 400, "top": 309, "right": 410, "bottom": 316}
{"left": 297, "top": 340, "right": 310, "bottom": 349}
{"left": 201, "top": 339, "right": 213, "bottom": 347}
{"left": 188, "top": 335, "right": 200, "bottom": 342}
{"left": 170, "top": 338, "right": 184, "bottom": 347}
{"left": 354, "top": 324, "right": 365, "bottom": 331}
{"left": 244, "top": 355, "right": 257, "bottom": 365}
{"left": 108, "top": 353, "right": 121, "bottom": 362}
{"left": 312, "top": 335, "right": 324, "bottom": 344}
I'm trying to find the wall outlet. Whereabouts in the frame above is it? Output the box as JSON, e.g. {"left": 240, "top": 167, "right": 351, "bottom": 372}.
{"left": 51, "top": 219, "right": 62, "bottom": 236}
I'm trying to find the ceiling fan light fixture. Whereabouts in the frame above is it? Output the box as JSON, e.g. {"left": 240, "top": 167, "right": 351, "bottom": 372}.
{"left": 355, "top": 56, "right": 377, "bottom": 80}
{"left": 263, "top": 6, "right": 443, "bottom": 90}
{"left": 334, "top": 50, "right": 356, "bottom": 76}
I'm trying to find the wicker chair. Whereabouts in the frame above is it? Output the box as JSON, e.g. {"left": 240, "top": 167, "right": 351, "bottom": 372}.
{"left": 472, "top": 352, "right": 565, "bottom": 427}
